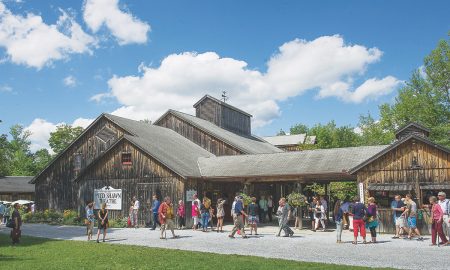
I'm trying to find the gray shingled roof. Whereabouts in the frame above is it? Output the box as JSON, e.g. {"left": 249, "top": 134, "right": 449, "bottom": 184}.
{"left": 104, "top": 114, "right": 214, "bottom": 177}
{"left": 160, "top": 110, "right": 283, "bottom": 154}
{"left": 198, "top": 145, "right": 388, "bottom": 178}
{"left": 0, "top": 176, "right": 34, "bottom": 193}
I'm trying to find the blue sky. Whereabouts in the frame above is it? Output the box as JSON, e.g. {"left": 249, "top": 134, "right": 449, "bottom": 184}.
{"left": 0, "top": 0, "right": 449, "bottom": 152}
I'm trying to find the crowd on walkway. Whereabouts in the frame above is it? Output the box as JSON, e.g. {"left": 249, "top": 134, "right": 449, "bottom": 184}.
{"left": 3, "top": 191, "right": 450, "bottom": 247}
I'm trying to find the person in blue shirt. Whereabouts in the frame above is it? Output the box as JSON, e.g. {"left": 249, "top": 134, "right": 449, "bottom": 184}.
{"left": 0, "top": 202, "right": 5, "bottom": 225}
{"left": 391, "top": 195, "right": 406, "bottom": 239}
{"left": 334, "top": 199, "right": 344, "bottom": 243}
{"left": 228, "top": 196, "right": 248, "bottom": 238}
{"left": 150, "top": 194, "right": 161, "bottom": 230}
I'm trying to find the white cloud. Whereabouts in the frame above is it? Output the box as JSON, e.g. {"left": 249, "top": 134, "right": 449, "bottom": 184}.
{"left": 0, "top": 84, "right": 12, "bottom": 92}
{"left": 25, "top": 117, "right": 94, "bottom": 153}
{"left": 63, "top": 75, "right": 77, "bottom": 87}
{"left": 93, "top": 35, "right": 400, "bottom": 129}
{"left": 0, "top": 2, "right": 97, "bottom": 69}
{"left": 83, "top": 0, "right": 150, "bottom": 45}
{"left": 89, "top": 92, "right": 112, "bottom": 103}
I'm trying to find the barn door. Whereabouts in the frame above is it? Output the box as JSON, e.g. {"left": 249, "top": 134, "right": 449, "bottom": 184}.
{"left": 136, "top": 183, "right": 155, "bottom": 227}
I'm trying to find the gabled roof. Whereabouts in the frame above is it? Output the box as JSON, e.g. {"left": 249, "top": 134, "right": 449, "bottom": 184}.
{"left": 155, "top": 110, "right": 283, "bottom": 154}
{"left": 263, "top": 134, "right": 306, "bottom": 146}
{"left": 0, "top": 176, "right": 34, "bottom": 193}
{"left": 193, "top": 95, "right": 253, "bottom": 117}
{"left": 395, "top": 122, "right": 431, "bottom": 139}
{"left": 30, "top": 113, "right": 110, "bottom": 184}
{"left": 349, "top": 134, "right": 450, "bottom": 174}
{"left": 198, "top": 145, "right": 388, "bottom": 178}
{"left": 74, "top": 115, "right": 214, "bottom": 180}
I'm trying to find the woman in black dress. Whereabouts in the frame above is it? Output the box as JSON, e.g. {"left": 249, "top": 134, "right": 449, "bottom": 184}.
{"left": 96, "top": 203, "right": 108, "bottom": 243}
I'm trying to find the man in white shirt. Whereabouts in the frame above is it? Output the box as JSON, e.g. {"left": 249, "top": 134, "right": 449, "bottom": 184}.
{"left": 437, "top": 191, "right": 450, "bottom": 240}
{"left": 132, "top": 196, "right": 140, "bottom": 228}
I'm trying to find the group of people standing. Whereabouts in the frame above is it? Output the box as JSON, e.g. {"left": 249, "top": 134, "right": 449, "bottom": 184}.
{"left": 85, "top": 201, "right": 109, "bottom": 243}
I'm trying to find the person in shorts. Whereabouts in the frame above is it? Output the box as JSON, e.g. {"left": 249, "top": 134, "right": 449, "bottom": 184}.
{"left": 247, "top": 197, "right": 259, "bottom": 235}
{"left": 391, "top": 195, "right": 407, "bottom": 238}
{"left": 404, "top": 194, "right": 423, "bottom": 241}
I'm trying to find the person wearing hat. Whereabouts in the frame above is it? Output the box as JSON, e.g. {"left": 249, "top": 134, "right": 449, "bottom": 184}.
{"left": 437, "top": 191, "right": 450, "bottom": 245}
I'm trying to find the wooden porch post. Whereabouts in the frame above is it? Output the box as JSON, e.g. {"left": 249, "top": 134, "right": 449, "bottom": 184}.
{"left": 298, "top": 182, "right": 303, "bottom": 230}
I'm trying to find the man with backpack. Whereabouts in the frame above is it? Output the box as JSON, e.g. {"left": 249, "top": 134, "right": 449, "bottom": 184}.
{"left": 437, "top": 191, "right": 450, "bottom": 245}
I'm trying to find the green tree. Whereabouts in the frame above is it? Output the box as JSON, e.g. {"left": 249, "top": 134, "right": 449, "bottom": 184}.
{"left": 49, "top": 124, "right": 84, "bottom": 155}
{"left": 8, "top": 125, "right": 35, "bottom": 175}
{"left": 33, "top": 148, "right": 52, "bottom": 174}
{"left": 357, "top": 113, "right": 394, "bottom": 146}
{"left": 377, "top": 38, "right": 450, "bottom": 147}
{"left": 290, "top": 124, "right": 309, "bottom": 135}
{"left": 276, "top": 129, "right": 286, "bottom": 136}
{"left": 0, "top": 134, "right": 10, "bottom": 176}
{"left": 308, "top": 121, "right": 359, "bottom": 149}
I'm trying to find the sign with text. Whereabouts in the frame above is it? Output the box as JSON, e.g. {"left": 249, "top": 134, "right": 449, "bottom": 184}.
{"left": 186, "top": 189, "right": 197, "bottom": 202}
{"left": 358, "top": 183, "right": 364, "bottom": 204}
{"left": 94, "top": 186, "right": 122, "bottom": 210}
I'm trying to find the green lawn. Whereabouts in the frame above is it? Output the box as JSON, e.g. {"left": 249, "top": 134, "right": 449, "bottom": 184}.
{"left": 0, "top": 234, "right": 390, "bottom": 270}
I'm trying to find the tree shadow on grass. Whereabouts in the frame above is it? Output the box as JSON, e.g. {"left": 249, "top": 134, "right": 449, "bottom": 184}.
{"left": 0, "top": 232, "right": 61, "bottom": 248}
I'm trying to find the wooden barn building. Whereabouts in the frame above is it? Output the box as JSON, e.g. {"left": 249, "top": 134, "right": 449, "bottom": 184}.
{"left": 31, "top": 96, "right": 450, "bottom": 229}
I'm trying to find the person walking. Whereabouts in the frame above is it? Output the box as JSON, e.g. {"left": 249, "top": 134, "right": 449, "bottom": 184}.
{"left": 366, "top": 197, "right": 378, "bottom": 243}
{"left": 429, "top": 196, "right": 448, "bottom": 246}
{"left": 248, "top": 197, "right": 259, "bottom": 235}
{"left": 437, "top": 191, "right": 449, "bottom": 244}
{"left": 350, "top": 196, "right": 367, "bottom": 244}
{"left": 86, "top": 201, "right": 95, "bottom": 241}
{"left": 150, "top": 195, "right": 161, "bottom": 230}
{"left": 10, "top": 203, "right": 22, "bottom": 245}
{"left": 276, "top": 197, "right": 294, "bottom": 237}
{"left": 267, "top": 195, "right": 274, "bottom": 222}
{"left": 96, "top": 203, "right": 108, "bottom": 243}
{"left": 200, "top": 198, "right": 210, "bottom": 232}
{"left": 159, "top": 196, "right": 179, "bottom": 239}
{"left": 314, "top": 199, "right": 326, "bottom": 232}
{"left": 404, "top": 194, "right": 423, "bottom": 241}
{"left": 308, "top": 197, "right": 318, "bottom": 231}
{"left": 177, "top": 200, "right": 185, "bottom": 230}
{"left": 391, "top": 195, "right": 407, "bottom": 239}
{"left": 4, "top": 204, "right": 11, "bottom": 225}
{"left": 229, "top": 196, "right": 248, "bottom": 239}
{"left": 132, "top": 196, "right": 140, "bottom": 228}
{"left": 0, "top": 202, "right": 5, "bottom": 225}
{"left": 334, "top": 199, "right": 344, "bottom": 243}
{"left": 258, "top": 196, "right": 268, "bottom": 223}
{"left": 216, "top": 198, "right": 225, "bottom": 233}
{"left": 191, "top": 200, "right": 200, "bottom": 230}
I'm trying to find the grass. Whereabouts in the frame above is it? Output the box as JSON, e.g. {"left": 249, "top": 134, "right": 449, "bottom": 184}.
{"left": 0, "top": 234, "right": 391, "bottom": 270}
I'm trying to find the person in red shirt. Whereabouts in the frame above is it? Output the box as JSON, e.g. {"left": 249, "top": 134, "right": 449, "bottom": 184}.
{"left": 158, "top": 196, "right": 179, "bottom": 239}
{"left": 429, "top": 196, "right": 448, "bottom": 246}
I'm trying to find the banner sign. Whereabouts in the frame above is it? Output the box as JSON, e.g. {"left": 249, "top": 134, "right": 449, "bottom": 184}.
{"left": 359, "top": 183, "right": 365, "bottom": 204}
{"left": 186, "top": 189, "right": 197, "bottom": 202}
{"left": 94, "top": 186, "right": 122, "bottom": 210}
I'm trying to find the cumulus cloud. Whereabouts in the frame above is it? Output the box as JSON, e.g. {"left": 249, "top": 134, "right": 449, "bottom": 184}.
{"left": 83, "top": 0, "right": 150, "bottom": 45}
{"left": 96, "top": 35, "right": 400, "bottom": 129}
{"left": 25, "top": 117, "right": 94, "bottom": 153}
{"left": 63, "top": 75, "right": 77, "bottom": 87}
{"left": 0, "top": 3, "right": 97, "bottom": 69}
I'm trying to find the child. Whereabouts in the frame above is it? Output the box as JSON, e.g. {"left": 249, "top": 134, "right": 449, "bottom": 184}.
{"left": 191, "top": 200, "right": 200, "bottom": 230}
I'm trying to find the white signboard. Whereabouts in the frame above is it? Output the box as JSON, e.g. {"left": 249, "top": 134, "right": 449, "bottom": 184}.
{"left": 94, "top": 186, "right": 122, "bottom": 210}
{"left": 186, "top": 189, "right": 197, "bottom": 202}
{"left": 359, "top": 183, "right": 365, "bottom": 204}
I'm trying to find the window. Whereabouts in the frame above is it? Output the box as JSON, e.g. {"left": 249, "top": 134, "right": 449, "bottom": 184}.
{"left": 73, "top": 153, "right": 82, "bottom": 171}
{"left": 121, "top": 153, "right": 132, "bottom": 165}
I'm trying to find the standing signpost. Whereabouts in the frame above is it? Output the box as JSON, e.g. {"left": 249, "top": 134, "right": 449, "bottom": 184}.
{"left": 94, "top": 186, "right": 122, "bottom": 210}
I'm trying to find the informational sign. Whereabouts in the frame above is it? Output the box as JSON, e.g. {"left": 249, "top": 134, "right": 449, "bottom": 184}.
{"left": 359, "top": 183, "right": 365, "bottom": 204}
{"left": 186, "top": 189, "right": 197, "bottom": 202}
{"left": 94, "top": 186, "right": 122, "bottom": 210}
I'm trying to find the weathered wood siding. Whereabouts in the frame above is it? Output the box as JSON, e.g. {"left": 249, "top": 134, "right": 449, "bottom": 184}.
{"left": 76, "top": 140, "right": 184, "bottom": 223}
{"left": 195, "top": 98, "right": 251, "bottom": 136}
{"left": 34, "top": 116, "right": 129, "bottom": 211}
{"left": 357, "top": 140, "right": 450, "bottom": 185}
{"left": 156, "top": 113, "right": 243, "bottom": 156}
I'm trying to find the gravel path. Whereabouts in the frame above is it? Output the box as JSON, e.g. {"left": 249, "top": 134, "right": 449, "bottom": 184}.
{"left": 1, "top": 224, "right": 449, "bottom": 269}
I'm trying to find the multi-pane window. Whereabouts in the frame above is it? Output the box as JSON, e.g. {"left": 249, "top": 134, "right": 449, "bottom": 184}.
{"left": 73, "top": 153, "right": 82, "bottom": 171}
{"left": 121, "top": 153, "right": 132, "bottom": 165}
